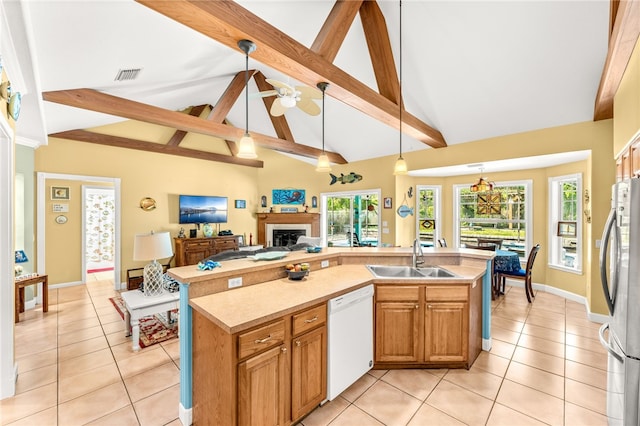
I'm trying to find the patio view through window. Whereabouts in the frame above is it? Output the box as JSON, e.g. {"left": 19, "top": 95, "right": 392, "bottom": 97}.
{"left": 417, "top": 186, "right": 440, "bottom": 247}
{"left": 457, "top": 183, "right": 529, "bottom": 258}
{"left": 325, "top": 191, "right": 380, "bottom": 247}
{"left": 549, "top": 174, "right": 581, "bottom": 271}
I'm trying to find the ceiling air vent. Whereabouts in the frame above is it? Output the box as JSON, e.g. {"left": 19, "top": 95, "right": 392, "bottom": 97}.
{"left": 114, "top": 68, "right": 142, "bottom": 82}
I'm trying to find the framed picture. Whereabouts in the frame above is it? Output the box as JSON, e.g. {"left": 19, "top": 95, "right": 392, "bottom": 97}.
{"left": 261, "top": 195, "right": 267, "bottom": 208}
{"left": 312, "top": 196, "right": 318, "bottom": 208}
{"left": 272, "top": 189, "right": 305, "bottom": 205}
{"left": 51, "top": 186, "right": 70, "bottom": 200}
{"left": 557, "top": 221, "right": 577, "bottom": 237}
{"left": 384, "top": 197, "right": 392, "bottom": 209}
{"left": 235, "top": 199, "right": 246, "bottom": 209}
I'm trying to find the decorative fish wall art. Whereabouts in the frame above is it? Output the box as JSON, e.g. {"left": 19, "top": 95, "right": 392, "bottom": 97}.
{"left": 397, "top": 204, "right": 414, "bottom": 218}
{"left": 330, "top": 172, "right": 363, "bottom": 185}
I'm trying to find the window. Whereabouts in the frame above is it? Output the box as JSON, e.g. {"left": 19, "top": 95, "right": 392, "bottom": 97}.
{"left": 454, "top": 181, "right": 532, "bottom": 259}
{"left": 416, "top": 185, "right": 441, "bottom": 247}
{"left": 321, "top": 189, "right": 381, "bottom": 247}
{"left": 548, "top": 174, "right": 581, "bottom": 272}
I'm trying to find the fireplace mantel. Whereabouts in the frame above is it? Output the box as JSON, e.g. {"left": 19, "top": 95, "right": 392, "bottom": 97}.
{"left": 257, "top": 213, "right": 320, "bottom": 246}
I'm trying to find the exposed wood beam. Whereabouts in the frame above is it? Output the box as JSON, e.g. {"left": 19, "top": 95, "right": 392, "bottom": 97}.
{"left": 135, "top": 0, "right": 446, "bottom": 149}
{"left": 209, "top": 69, "right": 255, "bottom": 123}
{"left": 253, "top": 71, "right": 296, "bottom": 142}
{"left": 223, "top": 118, "right": 239, "bottom": 156}
{"left": 593, "top": 0, "right": 640, "bottom": 120}
{"left": 359, "top": 1, "right": 400, "bottom": 104}
{"left": 311, "top": 0, "right": 363, "bottom": 62}
{"left": 49, "top": 129, "right": 264, "bottom": 167}
{"left": 43, "top": 88, "right": 347, "bottom": 164}
{"left": 167, "top": 104, "right": 208, "bottom": 146}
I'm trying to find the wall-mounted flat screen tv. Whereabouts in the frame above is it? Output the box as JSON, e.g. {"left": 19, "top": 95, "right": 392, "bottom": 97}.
{"left": 179, "top": 195, "right": 228, "bottom": 224}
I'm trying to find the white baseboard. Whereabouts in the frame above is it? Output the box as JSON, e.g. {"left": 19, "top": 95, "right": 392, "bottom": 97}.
{"left": 482, "top": 338, "right": 492, "bottom": 351}
{"left": 49, "top": 281, "right": 83, "bottom": 289}
{"left": 179, "top": 403, "right": 192, "bottom": 426}
{"left": 503, "top": 279, "right": 608, "bottom": 324}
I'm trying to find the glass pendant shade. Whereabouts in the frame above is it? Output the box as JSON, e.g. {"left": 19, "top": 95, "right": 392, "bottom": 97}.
{"left": 316, "top": 153, "right": 331, "bottom": 172}
{"left": 237, "top": 133, "right": 257, "bottom": 159}
{"left": 470, "top": 177, "right": 494, "bottom": 192}
{"left": 393, "top": 156, "right": 408, "bottom": 175}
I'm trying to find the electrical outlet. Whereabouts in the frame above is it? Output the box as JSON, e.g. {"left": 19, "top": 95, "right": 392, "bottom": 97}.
{"left": 228, "top": 277, "right": 242, "bottom": 288}
{"left": 321, "top": 260, "right": 329, "bottom": 268}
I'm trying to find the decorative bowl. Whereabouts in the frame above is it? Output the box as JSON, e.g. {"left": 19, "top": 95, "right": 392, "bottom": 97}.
{"left": 306, "top": 246, "right": 322, "bottom": 253}
{"left": 287, "top": 270, "right": 309, "bottom": 280}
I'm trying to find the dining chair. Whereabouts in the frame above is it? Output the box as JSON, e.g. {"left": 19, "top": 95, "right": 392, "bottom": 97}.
{"left": 437, "top": 238, "right": 447, "bottom": 247}
{"left": 497, "top": 244, "right": 540, "bottom": 302}
{"left": 477, "top": 238, "right": 503, "bottom": 250}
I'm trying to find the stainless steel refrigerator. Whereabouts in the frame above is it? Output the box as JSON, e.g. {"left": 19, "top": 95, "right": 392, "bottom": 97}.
{"left": 599, "top": 177, "right": 640, "bottom": 426}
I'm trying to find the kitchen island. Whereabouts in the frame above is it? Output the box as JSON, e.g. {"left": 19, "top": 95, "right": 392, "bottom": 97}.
{"left": 168, "top": 247, "right": 494, "bottom": 425}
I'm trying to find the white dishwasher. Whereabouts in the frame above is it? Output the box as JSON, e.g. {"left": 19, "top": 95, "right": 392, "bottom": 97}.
{"left": 327, "top": 284, "right": 374, "bottom": 401}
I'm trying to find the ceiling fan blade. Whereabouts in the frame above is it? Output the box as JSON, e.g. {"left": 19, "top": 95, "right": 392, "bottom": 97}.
{"left": 254, "top": 89, "right": 278, "bottom": 98}
{"left": 265, "top": 79, "right": 295, "bottom": 96}
{"left": 270, "top": 98, "right": 288, "bottom": 116}
{"left": 296, "top": 85, "right": 322, "bottom": 100}
{"left": 296, "top": 98, "right": 321, "bottom": 116}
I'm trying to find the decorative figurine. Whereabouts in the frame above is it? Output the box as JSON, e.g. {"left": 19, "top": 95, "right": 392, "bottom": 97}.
{"left": 178, "top": 227, "right": 186, "bottom": 238}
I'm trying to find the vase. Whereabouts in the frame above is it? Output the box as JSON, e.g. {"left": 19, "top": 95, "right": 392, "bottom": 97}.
{"left": 203, "top": 223, "right": 214, "bottom": 238}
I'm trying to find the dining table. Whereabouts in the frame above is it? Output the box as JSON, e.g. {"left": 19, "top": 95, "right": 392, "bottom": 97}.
{"left": 492, "top": 249, "right": 522, "bottom": 297}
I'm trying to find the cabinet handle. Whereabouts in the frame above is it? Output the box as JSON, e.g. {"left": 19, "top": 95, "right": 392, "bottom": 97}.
{"left": 254, "top": 335, "right": 272, "bottom": 344}
{"left": 281, "top": 347, "right": 287, "bottom": 353}
{"left": 304, "top": 316, "right": 318, "bottom": 323}
{"left": 295, "top": 340, "right": 301, "bottom": 347}
{"left": 427, "top": 304, "right": 433, "bottom": 309}
{"left": 415, "top": 304, "right": 419, "bottom": 309}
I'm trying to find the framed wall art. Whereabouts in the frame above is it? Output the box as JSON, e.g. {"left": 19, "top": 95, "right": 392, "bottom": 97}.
{"left": 557, "top": 221, "right": 577, "bottom": 237}
{"left": 235, "top": 199, "right": 246, "bottom": 209}
{"left": 272, "top": 189, "right": 305, "bottom": 205}
{"left": 384, "top": 197, "right": 392, "bottom": 209}
{"left": 51, "top": 186, "right": 70, "bottom": 200}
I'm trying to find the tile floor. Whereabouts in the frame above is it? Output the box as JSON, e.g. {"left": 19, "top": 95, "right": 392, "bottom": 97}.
{"left": 1, "top": 274, "right": 609, "bottom": 425}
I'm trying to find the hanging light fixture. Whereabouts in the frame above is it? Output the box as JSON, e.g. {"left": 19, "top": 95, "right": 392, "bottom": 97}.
{"left": 316, "top": 82, "right": 331, "bottom": 172}
{"left": 393, "top": 0, "right": 407, "bottom": 175}
{"left": 237, "top": 39, "right": 258, "bottom": 159}
{"left": 470, "top": 167, "right": 495, "bottom": 192}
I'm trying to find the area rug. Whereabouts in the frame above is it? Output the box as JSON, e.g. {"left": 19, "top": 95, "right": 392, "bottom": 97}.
{"left": 109, "top": 295, "right": 179, "bottom": 349}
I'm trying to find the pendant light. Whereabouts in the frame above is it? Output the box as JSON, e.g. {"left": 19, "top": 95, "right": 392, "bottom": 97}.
{"left": 470, "top": 167, "right": 495, "bottom": 192}
{"left": 393, "top": 0, "right": 407, "bottom": 175}
{"left": 316, "top": 82, "right": 331, "bottom": 172}
{"left": 237, "top": 39, "right": 258, "bottom": 159}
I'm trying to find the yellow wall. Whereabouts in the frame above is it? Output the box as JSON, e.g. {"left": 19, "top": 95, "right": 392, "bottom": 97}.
{"left": 613, "top": 36, "right": 640, "bottom": 156}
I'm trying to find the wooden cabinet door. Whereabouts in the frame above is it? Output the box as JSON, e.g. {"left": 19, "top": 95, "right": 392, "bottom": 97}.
{"left": 424, "top": 302, "right": 468, "bottom": 363}
{"left": 238, "top": 344, "right": 289, "bottom": 426}
{"left": 291, "top": 326, "right": 327, "bottom": 421}
{"left": 184, "top": 240, "right": 213, "bottom": 265}
{"left": 375, "top": 301, "right": 421, "bottom": 363}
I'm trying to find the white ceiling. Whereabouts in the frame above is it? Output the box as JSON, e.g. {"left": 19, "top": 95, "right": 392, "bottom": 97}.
{"left": 1, "top": 0, "right": 609, "bottom": 170}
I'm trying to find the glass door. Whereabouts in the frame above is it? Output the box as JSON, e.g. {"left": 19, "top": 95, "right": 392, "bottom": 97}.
{"left": 322, "top": 190, "right": 381, "bottom": 247}
{"left": 416, "top": 186, "right": 441, "bottom": 247}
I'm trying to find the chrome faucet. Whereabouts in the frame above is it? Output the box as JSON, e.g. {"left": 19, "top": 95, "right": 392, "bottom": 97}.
{"left": 413, "top": 238, "right": 425, "bottom": 268}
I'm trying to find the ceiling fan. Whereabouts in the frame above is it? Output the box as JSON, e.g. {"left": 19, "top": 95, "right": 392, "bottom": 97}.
{"left": 257, "top": 79, "right": 322, "bottom": 116}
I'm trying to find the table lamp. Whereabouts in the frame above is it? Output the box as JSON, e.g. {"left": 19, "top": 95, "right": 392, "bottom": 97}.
{"left": 133, "top": 231, "right": 173, "bottom": 297}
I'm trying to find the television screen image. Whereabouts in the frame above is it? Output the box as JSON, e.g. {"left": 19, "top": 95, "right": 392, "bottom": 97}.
{"left": 179, "top": 195, "right": 228, "bottom": 224}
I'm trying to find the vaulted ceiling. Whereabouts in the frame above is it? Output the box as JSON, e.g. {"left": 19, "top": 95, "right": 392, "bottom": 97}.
{"left": 1, "top": 0, "right": 638, "bottom": 169}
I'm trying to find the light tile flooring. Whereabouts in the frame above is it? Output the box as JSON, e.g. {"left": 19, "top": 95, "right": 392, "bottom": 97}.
{"left": 2, "top": 274, "right": 609, "bottom": 425}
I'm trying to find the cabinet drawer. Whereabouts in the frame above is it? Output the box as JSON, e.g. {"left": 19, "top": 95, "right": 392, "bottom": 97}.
{"left": 186, "top": 241, "right": 212, "bottom": 249}
{"left": 376, "top": 285, "right": 420, "bottom": 302}
{"left": 214, "top": 240, "right": 237, "bottom": 250}
{"left": 292, "top": 304, "right": 326, "bottom": 336}
{"left": 425, "top": 286, "right": 468, "bottom": 302}
{"left": 238, "top": 320, "right": 286, "bottom": 359}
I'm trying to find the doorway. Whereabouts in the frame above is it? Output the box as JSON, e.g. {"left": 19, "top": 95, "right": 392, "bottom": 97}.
{"left": 321, "top": 189, "right": 381, "bottom": 247}
{"left": 36, "top": 173, "right": 121, "bottom": 290}
{"left": 83, "top": 186, "right": 116, "bottom": 275}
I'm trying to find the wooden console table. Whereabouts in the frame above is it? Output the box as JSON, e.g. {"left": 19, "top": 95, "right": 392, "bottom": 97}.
{"left": 15, "top": 274, "right": 48, "bottom": 323}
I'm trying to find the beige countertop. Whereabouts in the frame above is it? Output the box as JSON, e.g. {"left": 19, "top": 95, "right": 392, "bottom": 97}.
{"left": 168, "top": 246, "right": 493, "bottom": 284}
{"left": 189, "top": 263, "right": 486, "bottom": 334}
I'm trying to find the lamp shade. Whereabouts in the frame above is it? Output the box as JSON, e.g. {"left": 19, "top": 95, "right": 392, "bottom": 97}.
{"left": 470, "top": 177, "right": 494, "bottom": 193}
{"left": 15, "top": 250, "right": 28, "bottom": 263}
{"left": 316, "top": 153, "right": 331, "bottom": 172}
{"left": 393, "top": 157, "right": 408, "bottom": 175}
{"left": 237, "top": 133, "right": 257, "bottom": 159}
{"left": 133, "top": 231, "right": 173, "bottom": 261}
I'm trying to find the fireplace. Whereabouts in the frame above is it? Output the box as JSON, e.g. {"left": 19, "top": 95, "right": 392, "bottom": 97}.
{"left": 257, "top": 213, "right": 320, "bottom": 247}
{"left": 267, "top": 224, "right": 312, "bottom": 247}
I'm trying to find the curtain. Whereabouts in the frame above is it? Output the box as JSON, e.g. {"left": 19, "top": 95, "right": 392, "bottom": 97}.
{"left": 85, "top": 188, "right": 115, "bottom": 264}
